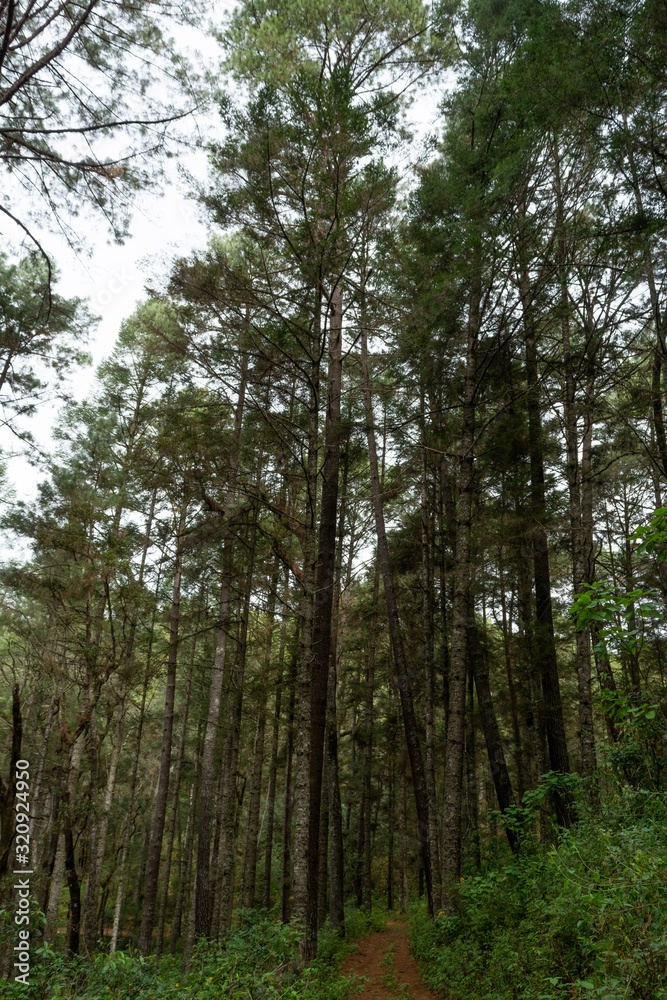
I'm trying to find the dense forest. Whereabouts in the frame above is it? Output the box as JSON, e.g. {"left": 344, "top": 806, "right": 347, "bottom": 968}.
{"left": 1, "top": 1, "right": 666, "bottom": 998}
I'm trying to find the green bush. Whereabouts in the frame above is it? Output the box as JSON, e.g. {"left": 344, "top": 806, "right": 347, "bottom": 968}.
{"left": 409, "top": 789, "right": 667, "bottom": 1000}
{"left": 0, "top": 907, "right": 377, "bottom": 1000}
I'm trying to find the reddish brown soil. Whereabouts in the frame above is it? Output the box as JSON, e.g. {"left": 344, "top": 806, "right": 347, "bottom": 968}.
{"left": 340, "top": 919, "right": 438, "bottom": 999}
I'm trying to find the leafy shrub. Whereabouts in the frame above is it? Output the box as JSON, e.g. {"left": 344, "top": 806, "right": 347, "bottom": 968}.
{"left": 0, "top": 906, "right": 376, "bottom": 1000}
{"left": 409, "top": 788, "right": 667, "bottom": 1000}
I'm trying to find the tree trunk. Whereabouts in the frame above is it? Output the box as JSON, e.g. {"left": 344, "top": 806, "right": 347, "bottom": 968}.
{"left": 156, "top": 622, "right": 197, "bottom": 959}
{"left": 553, "top": 137, "right": 597, "bottom": 780}
{"left": 138, "top": 510, "right": 186, "bottom": 955}
{"left": 0, "top": 686, "right": 22, "bottom": 877}
{"left": 467, "top": 612, "right": 518, "bottom": 851}
{"left": 421, "top": 443, "right": 440, "bottom": 910}
{"left": 442, "top": 274, "right": 480, "bottom": 903}
{"left": 326, "top": 661, "right": 345, "bottom": 932}
{"left": 195, "top": 340, "right": 247, "bottom": 939}
{"left": 362, "top": 560, "right": 379, "bottom": 915}
{"left": 464, "top": 663, "right": 480, "bottom": 870}
{"left": 327, "top": 457, "right": 355, "bottom": 935}
{"left": 317, "top": 754, "right": 330, "bottom": 929}
{"left": 218, "top": 512, "right": 258, "bottom": 940}
{"left": 292, "top": 405, "right": 319, "bottom": 928}
{"left": 109, "top": 495, "right": 158, "bottom": 954}
{"left": 171, "top": 716, "right": 203, "bottom": 956}
{"left": 303, "top": 281, "right": 343, "bottom": 957}
{"left": 262, "top": 571, "right": 289, "bottom": 909}
{"left": 83, "top": 702, "right": 124, "bottom": 954}
{"left": 397, "top": 741, "right": 409, "bottom": 912}
{"left": 520, "top": 220, "right": 574, "bottom": 827}
{"left": 280, "top": 639, "right": 298, "bottom": 924}
{"left": 360, "top": 309, "right": 433, "bottom": 917}
{"left": 387, "top": 757, "right": 395, "bottom": 911}
{"left": 240, "top": 694, "right": 268, "bottom": 909}
{"left": 498, "top": 543, "right": 526, "bottom": 798}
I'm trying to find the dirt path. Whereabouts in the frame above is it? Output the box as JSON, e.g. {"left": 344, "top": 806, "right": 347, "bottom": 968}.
{"left": 340, "top": 919, "right": 438, "bottom": 999}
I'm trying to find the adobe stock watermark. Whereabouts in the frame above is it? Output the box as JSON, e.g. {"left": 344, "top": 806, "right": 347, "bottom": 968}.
{"left": 91, "top": 267, "right": 136, "bottom": 311}
{"left": 13, "top": 759, "right": 31, "bottom": 986}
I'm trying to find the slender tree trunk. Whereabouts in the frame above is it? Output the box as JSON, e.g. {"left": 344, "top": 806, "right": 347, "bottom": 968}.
{"left": 442, "top": 275, "right": 480, "bottom": 903}
{"left": 498, "top": 544, "right": 526, "bottom": 797}
{"left": 280, "top": 644, "right": 297, "bottom": 924}
{"left": 170, "top": 784, "right": 194, "bottom": 954}
{"left": 109, "top": 496, "right": 158, "bottom": 954}
{"left": 218, "top": 511, "right": 259, "bottom": 940}
{"left": 44, "top": 834, "right": 65, "bottom": 944}
{"left": 467, "top": 612, "right": 518, "bottom": 851}
{"left": 387, "top": 756, "right": 395, "bottom": 911}
{"left": 179, "top": 719, "right": 204, "bottom": 970}
{"left": 262, "top": 571, "right": 289, "bottom": 909}
{"left": 327, "top": 460, "right": 354, "bottom": 934}
{"left": 420, "top": 425, "right": 440, "bottom": 910}
{"left": 553, "top": 139, "right": 597, "bottom": 780}
{"left": 80, "top": 708, "right": 100, "bottom": 955}
{"left": 519, "top": 216, "right": 574, "bottom": 827}
{"left": 302, "top": 281, "right": 343, "bottom": 956}
{"left": 156, "top": 623, "right": 197, "bottom": 959}
{"left": 60, "top": 721, "right": 85, "bottom": 955}
{"left": 241, "top": 694, "right": 268, "bottom": 909}
{"left": 194, "top": 543, "right": 233, "bottom": 938}
{"left": 317, "top": 755, "right": 330, "bottom": 929}
{"left": 464, "top": 663, "right": 480, "bottom": 870}
{"left": 326, "top": 660, "right": 345, "bottom": 932}
{"left": 38, "top": 793, "right": 60, "bottom": 919}
{"left": 0, "top": 686, "right": 22, "bottom": 877}
{"left": 361, "top": 315, "right": 433, "bottom": 915}
{"left": 397, "top": 741, "right": 408, "bottom": 912}
{"left": 292, "top": 405, "right": 319, "bottom": 928}
{"left": 362, "top": 560, "right": 379, "bottom": 915}
{"left": 83, "top": 702, "right": 124, "bottom": 954}
{"left": 355, "top": 783, "right": 365, "bottom": 909}
{"left": 514, "top": 523, "right": 543, "bottom": 792}
{"left": 624, "top": 131, "right": 667, "bottom": 478}
{"left": 195, "top": 339, "right": 247, "bottom": 939}
{"left": 138, "top": 511, "right": 186, "bottom": 955}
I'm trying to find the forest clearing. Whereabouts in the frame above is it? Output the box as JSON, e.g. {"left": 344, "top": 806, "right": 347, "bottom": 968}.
{"left": 0, "top": 0, "right": 666, "bottom": 998}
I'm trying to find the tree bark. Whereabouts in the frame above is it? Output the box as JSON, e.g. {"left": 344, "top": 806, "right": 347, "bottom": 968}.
{"left": 217, "top": 510, "right": 258, "bottom": 939}
{"left": 262, "top": 571, "right": 289, "bottom": 909}
{"left": 360, "top": 312, "right": 433, "bottom": 917}
{"left": 467, "top": 612, "right": 518, "bottom": 851}
{"left": 519, "top": 215, "right": 575, "bottom": 827}
{"left": 552, "top": 137, "right": 597, "bottom": 780}
{"left": 442, "top": 274, "right": 480, "bottom": 903}
{"left": 195, "top": 334, "right": 247, "bottom": 939}
{"left": 464, "top": 663, "right": 480, "bottom": 870}
{"left": 303, "top": 280, "right": 343, "bottom": 957}
{"left": 421, "top": 441, "right": 440, "bottom": 910}
{"left": 280, "top": 643, "right": 298, "bottom": 924}
{"left": 240, "top": 693, "right": 268, "bottom": 909}
{"left": 156, "top": 622, "right": 197, "bottom": 959}
{"left": 83, "top": 702, "right": 124, "bottom": 954}
{"left": 0, "top": 686, "right": 22, "bottom": 877}
{"left": 138, "top": 510, "right": 186, "bottom": 955}
{"left": 362, "top": 560, "right": 379, "bottom": 915}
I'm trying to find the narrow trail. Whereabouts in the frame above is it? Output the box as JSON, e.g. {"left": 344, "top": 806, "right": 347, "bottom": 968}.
{"left": 341, "top": 919, "right": 438, "bottom": 999}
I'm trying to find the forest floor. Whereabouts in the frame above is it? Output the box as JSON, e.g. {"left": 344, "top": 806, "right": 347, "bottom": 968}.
{"left": 341, "top": 919, "right": 438, "bottom": 1000}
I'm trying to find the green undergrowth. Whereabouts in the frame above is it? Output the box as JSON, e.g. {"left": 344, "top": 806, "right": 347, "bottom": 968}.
{"left": 2, "top": 906, "right": 384, "bottom": 1000}
{"left": 409, "top": 788, "right": 667, "bottom": 1000}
